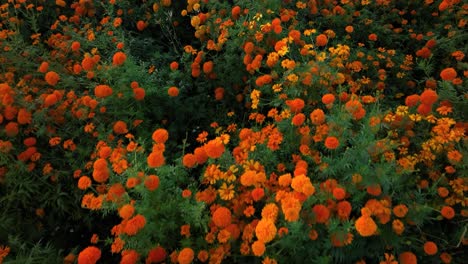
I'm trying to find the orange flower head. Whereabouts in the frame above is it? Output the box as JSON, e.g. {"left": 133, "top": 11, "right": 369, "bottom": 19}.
{"left": 94, "top": 85, "right": 113, "bottom": 98}
{"left": 322, "top": 94, "right": 335, "bottom": 105}
{"left": 168, "top": 86, "right": 179, "bottom": 97}
{"left": 255, "top": 218, "right": 277, "bottom": 243}
{"left": 177, "top": 248, "right": 194, "bottom": 264}
{"left": 145, "top": 175, "right": 160, "bottom": 191}
{"left": 251, "top": 241, "right": 266, "bottom": 256}
{"left": 212, "top": 207, "right": 232, "bottom": 228}
{"left": 441, "top": 206, "right": 455, "bottom": 219}
{"left": 77, "top": 246, "right": 101, "bottom": 264}
{"left": 113, "top": 121, "right": 128, "bottom": 135}
{"left": 312, "top": 204, "right": 330, "bottom": 223}
{"left": 316, "top": 34, "right": 328, "bottom": 46}
{"left": 355, "top": 215, "right": 377, "bottom": 237}
{"left": 440, "top": 67, "right": 457, "bottom": 81}
{"left": 324, "top": 136, "right": 339, "bottom": 150}
{"left": 45, "top": 71, "right": 60, "bottom": 86}
{"left": 152, "top": 128, "right": 169, "bottom": 144}
{"left": 285, "top": 98, "right": 305, "bottom": 113}
{"left": 420, "top": 89, "right": 438, "bottom": 105}
{"left": 112, "top": 51, "right": 127, "bottom": 66}
{"left": 423, "top": 241, "right": 438, "bottom": 255}
{"left": 119, "top": 204, "right": 135, "bottom": 219}
{"left": 399, "top": 251, "right": 417, "bottom": 264}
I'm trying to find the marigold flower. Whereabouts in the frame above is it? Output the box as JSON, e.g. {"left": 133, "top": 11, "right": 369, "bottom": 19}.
{"left": 147, "top": 152, "right": 165, "bottom": 168}
{"left": 77, "top": 246, "right": 101, "bottom": 264}
{"left": 310, "top": 109, "right": 326, "bottom": 125}
{"left": 440, "top": 67, "right": 457, "bottom": 81}
{"left": 332, "top": 187, "right": 346, "bottom": 200}
{"left": 251, "top": 241, "right": 266, "bottom": 256}
{"left": 123, "top": 214, "right": 146, "bottom": 236}
{"left": 316, "top": 34, "right": 328, "bottom": 46}
{"left": 322, "top": 94, "right": 335, "bottom": 104}
{"left": 420, "top": 89, "right": 438, "bottom": 105}
{"left": 337, "top": 200, "right": 352, "bottom": 220}
{"left": 440, "top": 252, "right": 452, "bottom": 263}
{"left": 366, "top": 184, "right": 382, "bottom": 196}
{"left": 440, "top": 206, "right": 455, "bottom": 219}
{"left": 94, "top": 85, "right": 113, "bottom": 98}
{"left": 38, "top": 61, "right": 49, "bottom": 73}
{"left": 204, "top": 139, "right": 225, "bottom": 159}
{"left": 182, "top": 153, "right": 197, "bottom": 168}
{"left": 368, "top": 33, "right": 378, "bottom": 41}
{"left": 398, "top": 251, "right": 417, "bottom": 264}
{"left": 145, "top": 175, "right": 160, "bottom": 191}
{"left": 136, "top": 20, "right": 147, "bottom": 31}
{"left": 78, "top": 176, "right": 92, "bottom": 190}
{"left": 212, "top": 206, "right": 232, "bottom": 228}
{"left": 285, "top": 98, "right": 305, "bottom": 113}
{"left": 152, "top": 128, "right": 169, "bottom": 144}
{"left": 169, "top": 61, "right": 179, "bottom": 70}
{"left": 202, "top": 61, "right": 214, "bottom": 74}
{"left": 355, "top": 215, "right": 377, "bottom": 236}
{"left": 177, "top": 248, "right": 194, "bottom": 264}
{"left": 113, "top": 121, "right": 128, "bottom": 135}
{"left": 423, "top": 241, "right": 438, "bottom": 255}
{"left": 324, "top": 136, "right": 339, "bottom": 150}
{"left": 133, "top": 87, "right": 145, "bottom": 100}
{"left": 45, "top": 71, "right": 60, "bottom": 86}
{"left": 393, "top": 204, "right": 408, "bottom": 218}
{"left": 255, "top": 218, "right": 277, "bottom": 243}
{"left": 112, "top": 51, "right": 127, "bottom": 66}
{"left": 167, "top": 86, "right": 179, "bottom": 97}
{"left": 312, "top": 204, "right": 330, "bottom": 223}
{"left": 146, "top": 246, "right": 166, "bottom": 263}
{"left": 119, "top": 204, "right": 134, "bottom": 219}
{"left": 405, "top": 94, "right": 420, "bottom": 107}
{"left": 291, "top": 113, "right": 306, "bottom": 126}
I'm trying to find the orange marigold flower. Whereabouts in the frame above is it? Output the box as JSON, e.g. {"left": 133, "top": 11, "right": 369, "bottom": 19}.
{"left": 43, "top": 93, "right": 58, "bottom": 106}
{"left": 112, "top": 51, "right": 127, "bottom": 66}
{"left": 71, "top": 41, "right": 81, "bottom": 51}
{"left": 322, "top": 94, "right": 335, "bottom": 105}
{"left": 291, "top": 113, "right": 306, "bottom": 126}
{"left": 366, "top": 184, "right": 382, "bottom": 196}
{"left": 355, "top": 215, "right": 377, "bottom": 236}
{"left": 423, "top": 241, "right": 438, "bottom": 255}
{"left": 146, "top": 246, "right": 166, "bottom": 263}
{"left": 251, "top": 241, "right": 266, "bottom": 256}
{"left": 316, "top": 34, "right": 328, "bottom": 46}
{"left": 169, "top": 61, "right": 179, "bottom": 70}
{"left": 147, "top": 151, "right": 165, "bottom": 168}
{"left": 77, "top": 246, "right": 101, "bottom": 264}
{"left": 94, "top": 85, "right": 113, "bottom": 98}
{"left": 310, "top": 109, "right": 326, "bottom": 125}
{"left": 440, "top": 67, "right": 457, "bottom": 81}
{"left": 324, "top": 136, "right": 339, "bottom": 150}
{"left": 152, "top": 128, "right": 169, "bottom": 144}
{"left": 368, "top": 33, "right": 378, "bottom": 41}
{"left": 121, "top": 250, "right": 139, "bottom": 264}
{"left": 144, "top": 175, "right": 160, "bottom": 191}
{"left": 255, "top": 218, "right": 277, "bottom": 243}
{"left": 133, "top": 87, "right": 145, "bottom": 100}
{"left": 204, "top": 139, "right": 225, "bottom": 159}
{"left": 78, "top": 176, "right": 92, "bottom": 190}
{"left": 393, "top": 204, "right": 408, "bottom": 218}
{"left": 123, "top": 214, "right": 146, "bottom": 236}
{"left": 312, "top": 204, "right": 330, "bottom": 223}
{"left": 285, "top": 98, "right": 305, "bottom": 113}
{"left": 213, "top": 207, "right": 232, "bottom": 228}
{"left": 440, "top": 206, "right": 455, "bottom": 219}
{"left": 398, "top": 251, "right": 417, "bottom": 264}
{"left": 113, "top": 121, "right": 128, "bottom": 135}
{"left": 332, "top": 187, "right": 346, "bottom": 200}
{"left": 202, "top": 61, "right": 214, "bottom": 74}
{"left": 440, "top": 252, "right": 452, "bottom": 264}
{"left": 337, "top": 200, "right": 352, "bottom": 220}
{"left": 45, "top": 71, "right": 60, "bottom": 86}
{"left": 38, "top": 61, "right": 49, "bottom": 73}
{"left": 420, "top": 89, "right": 438, "bottom": 105}
{"left": 136, "top": 20, "right": 147, "bottom": 31}
{"left": 119, "top": 204, "right": 135, "bottom": 220}
{"left": 182, "top": 153, "right": 197, "bottom": 168}
{"left": 177, "top": 248, "right": 194, "bottom": 264}
{"left": 405, "top": 94, "right": 420, "bottom": 107}
{"left": 168, "top": 86, "right": 179, "bottom": 97}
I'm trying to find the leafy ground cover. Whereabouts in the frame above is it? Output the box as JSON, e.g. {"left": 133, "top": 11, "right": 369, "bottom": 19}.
{"left": 0, "top": 0, "right": 466, "bottom": 263}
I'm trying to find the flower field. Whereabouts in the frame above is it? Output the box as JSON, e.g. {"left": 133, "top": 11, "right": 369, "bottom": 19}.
{"left": 0, "top": 0, "right": 467, "bottom": 263}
